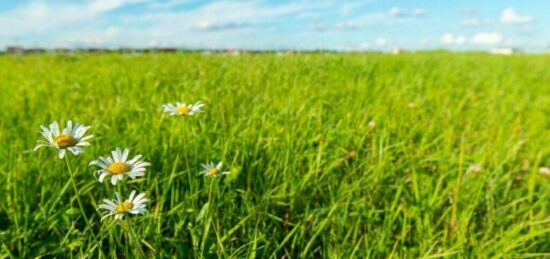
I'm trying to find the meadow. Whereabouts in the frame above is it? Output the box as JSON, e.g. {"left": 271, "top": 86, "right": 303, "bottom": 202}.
{"left": 0, "top": 52, "right": 548, "bottom": 258}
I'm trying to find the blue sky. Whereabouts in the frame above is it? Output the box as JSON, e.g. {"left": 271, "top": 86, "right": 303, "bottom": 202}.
{"left": 0, "top": 0, "right": 548, "bottom": 51}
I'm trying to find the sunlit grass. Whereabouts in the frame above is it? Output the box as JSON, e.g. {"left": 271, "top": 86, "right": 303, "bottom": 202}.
{"left": 0, "top": 52, "right": 548, "bottom": 257}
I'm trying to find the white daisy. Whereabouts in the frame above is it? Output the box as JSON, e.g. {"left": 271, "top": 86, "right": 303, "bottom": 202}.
{"left": 34, "top": 120, "right": 93, "bottom": 159}
{"left": 368, "top": 120, "right": 376, "bottom": 128}
{"left": 467, "top": 164, "right": 482, "bottom": 173}
{"left": 89, "top": 147, "right": 151, "bottom": 185}
{"left": 161, "top": 101, "right": 204, "bottom": 116}
{"left": 199, "top": 161, "right": 230, "bottom": 177}
{"left": 98, "top": 190, "right": 149, "bottom": 221}
{"left": 539, "top": 167, "right": 550, "bottom": 178}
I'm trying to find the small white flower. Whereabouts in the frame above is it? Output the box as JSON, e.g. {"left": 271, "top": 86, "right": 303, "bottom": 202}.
{"left": 539, "top": 167, "right": 550, "bottom": 178}
{"left": 368, "top": 120, "right": 376, "bottom": 128}
{"left": 408, "top": 102, "right": 416, "bottom": 108}
{"left": 89, "top": 148, "right": 151, "bottom": 185}
{"left": 467, "top": 164, "right": 482, "bottom": 173}
{"left": 34, "top": 120, "right": 93, "bottom": 159}
{"left": 98, "top": 190, "right": 149, "bottom": 221}
{"left": 199, "top": 161, "right": 230, "bottom": 177}
{"left": 161, "top": 101, "right": 204, "bottom": 116}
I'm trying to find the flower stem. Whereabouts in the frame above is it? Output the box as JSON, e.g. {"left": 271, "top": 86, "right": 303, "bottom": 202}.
{"left": 207, "top": 178, "right": 215, "bottom": 212}
{"left": 64, "top": 156, "right": 104, "bottom": 256}
{"left": 122, "top": 219, "right": 146, "bottom": 257}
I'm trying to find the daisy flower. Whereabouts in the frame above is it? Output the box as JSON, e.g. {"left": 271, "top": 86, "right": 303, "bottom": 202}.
{"left": 539, "top": 167, "right": 550, "bottom": 178}
{"left": 199, "top": 161, "right": 230, "bottom": 177}
{"left": 98, "top": 190, "right": 149, "bottom": 221}
{"left": 34, "top": 120, "right": 93, "bottom": 159}
{"left": 368, "top": 120, "right": 376, "bottom": 128}
{"left": 161, "top": 101, "right": 204, "bottom": 116}
{"left": 467, "top": 164, "right": 482, "bottom": 173}
{"left": 89, "top": 147, "right": 151, "bottom": 185}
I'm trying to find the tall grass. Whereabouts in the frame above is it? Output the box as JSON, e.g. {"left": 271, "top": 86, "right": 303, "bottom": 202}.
{"left": 0, "top": 52, "right": 548, "bottom": 257}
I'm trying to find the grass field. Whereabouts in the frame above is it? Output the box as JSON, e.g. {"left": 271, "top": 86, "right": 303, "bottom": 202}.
{"left": 0, "top": 52, "right": 549, "bottom": 258}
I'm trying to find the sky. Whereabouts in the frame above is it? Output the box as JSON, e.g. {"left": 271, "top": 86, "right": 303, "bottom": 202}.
{"left": 0, "top": 0, "right": 548, "bottom": 52}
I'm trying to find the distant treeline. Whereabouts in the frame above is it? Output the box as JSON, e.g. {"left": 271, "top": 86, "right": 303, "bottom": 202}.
{"left": 1, "top": 46, "right": 347, "bottom": 55}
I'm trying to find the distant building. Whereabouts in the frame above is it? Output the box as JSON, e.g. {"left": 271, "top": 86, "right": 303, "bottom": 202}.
{"left": 490, "top": 48, "right": 519, "bottom": 55}
{"left": 392, "top": 47, "right": 405, "bottom": 55}
{"left": 6, "top": 46, "right": 24, "bottom": 55}
{"left": 86, "top": 48, "right": 108, "bottom": 53}
{"left": 54, "top": 48, "right": 71, "bottom": 54}
{"left": 227, "top": 49, "right": 241, "bottom": 56}
{"left": 24, "top": 48, "right": 46, "bottom": 54}
{"left": 119, "top": 47, "right": 135, "bottom": 54}
{"left": 158, "top": 48, "right": 177, "bottom": 53}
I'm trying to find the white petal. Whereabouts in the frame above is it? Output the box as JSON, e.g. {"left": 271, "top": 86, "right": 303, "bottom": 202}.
{"left": 103, "top": 199, "right": 117, "bottom": 207}
{"left": 34, "top": 144, "right": 48, "bottom": 151}
{"left": 121, "top": 148, "right": 129, "bottom": 162}
{"left": 98, "top": 204, "right": 114, "bottom": 210}
{"left": 79, "top": 135, "right": 93, "bottom": 142}
{"left": 111, "top": 149, "right": 120, "bottom": 162}
{"left": 127, "top": 155, "right": 142, "bottom": 165}
{"left": 99, "top": 172, "right": 109, "bottom": 182}
{"left": 89, "top": 160, "right": 105, "bottom": 167}
{"left": 133, "top": 193, "right": 146, "bottom": 203}
{"left": 111, "top": 176, "right": 118, "bottom": 185}
{"left": 68, "top": 147, "right": 82, "bottom": 155}
{"left": 58, "top": 149, "right": 66, "bottom": 159}
{"left": 128, "top": 190, "right": 137, "bottom": 202}
{"left": 101, "top": 213, "right": 114, "bottom": 221}
{"left": 76, "top": 141, "right": 91, "bottom": 147}
{"left": 50, "top": 121, "right": 60, "bottom": 136}
{"left": 99, "top": 156, "right": 111, "bottom": 165}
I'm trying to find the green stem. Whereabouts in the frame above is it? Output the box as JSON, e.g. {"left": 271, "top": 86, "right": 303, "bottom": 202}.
{"left": 207, "top": 178, "right": 215, "bottom": 214}
{"left": 122, "top": 219, "right": 146, "bottom": 257}
{"left": 64, "top": 156, "right": 104, "bottom": 257}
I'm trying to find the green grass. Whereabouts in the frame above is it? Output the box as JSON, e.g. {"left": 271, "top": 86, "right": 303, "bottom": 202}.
{"left": 0, "top": 52, "right": 549, "bottom": 258}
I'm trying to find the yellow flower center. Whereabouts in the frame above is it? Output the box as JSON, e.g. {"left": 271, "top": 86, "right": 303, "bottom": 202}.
{"left": 107, "top": 162, "right": 131, "bottom": 175}
{"left": 53, "top": 134, "right": 78, "bottom": 149}
{"left": 115, "top": 201, "right": 133, "bottom": 213}
{"left": 208, "top": 168, "right": 219, "bottom": 176}
{"left": 176, "top": 105, "right": 192, "bottom": 115}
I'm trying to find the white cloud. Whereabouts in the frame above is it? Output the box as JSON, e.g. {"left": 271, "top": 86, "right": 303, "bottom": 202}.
{"left": 359, "top": 42, "right": 369, "bottom": 50}
{"left": 388, "top": 7, "right": 406, "bottom": 17}
{"left": 500, "top": 8, "right": 532, "bottom": 25}
{"left": 89, "top": 0, "right": 148, "bottom": 13}
{"left": 470, "top": 32, "right": 503, "bottom": 45}
{"left": 309, "top": 12, "right": 393, "bottom": 32}
{"left": 441, "top": 33, "right": 465, "bottom": 45}
{"left": 388, "top": 7, "right": 426, "bottom": 17}
{"left": 195, "top": 21, "right": 249, "bottom": 31}
{"left": 412, "top": 8, "right": 426, "bottom": 17}
{"left": 335, "top": 21, "right": 365, "bottom": 30}
{"left": 132, "top": 1, "right": 311, "bottom": 32}
{"left": 339, "top": 2, "right": 367, "bottom": 17}
{"left": 375, "top": 37, "right": 387, "bottom": 46}
{"left": 461, "top": 18, "right": 480, "bottom": 27}
{"left": 148, "top": 0, "right": 197, "bottom": 10}
{"left": 0, "top": 0, "right": 147, "bottom": 37}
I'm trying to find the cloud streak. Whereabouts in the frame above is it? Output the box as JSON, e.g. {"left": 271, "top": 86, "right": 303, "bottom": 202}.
{"left": 500, "top": 8, "right": 532, "bottom": 25}
{"left": 470, "top": 32, "right": 503, "bottom": 45}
